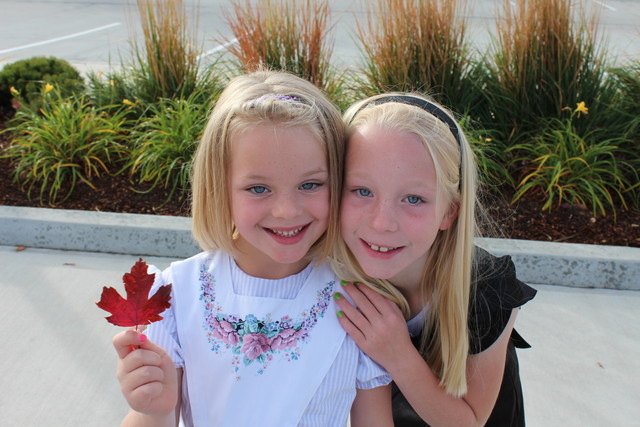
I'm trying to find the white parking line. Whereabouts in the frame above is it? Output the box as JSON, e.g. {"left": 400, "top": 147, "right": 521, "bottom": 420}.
{"left": 0, "top": 22, "right": 121, "bottom": 55}
{"left": 592, "top": 0, "right": 617, "bottom": 12}
{"left": 197, "top": 38, "right": 238, "bottom": 60}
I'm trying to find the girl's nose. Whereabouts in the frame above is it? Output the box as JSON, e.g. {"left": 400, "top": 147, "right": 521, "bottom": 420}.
{"left": 369, "top": 200, "right": 398, "bottom": 232}
{"left": 272, "top": 193, "right": 303, "bottom": 219}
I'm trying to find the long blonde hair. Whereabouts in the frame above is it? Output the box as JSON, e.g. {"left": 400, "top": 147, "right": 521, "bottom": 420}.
{"left": 332, "top": 93, "right": 478, "bottom": 396}
{"left": 191, "top": 70, "right": 344, "bottom": 261}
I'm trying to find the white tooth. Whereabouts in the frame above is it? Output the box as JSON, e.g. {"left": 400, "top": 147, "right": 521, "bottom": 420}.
{"left": 368, "top": 242, "right": 396, "bottom": 252}
{"left": 273, "top": 226, "right": 303, "bottom": 237}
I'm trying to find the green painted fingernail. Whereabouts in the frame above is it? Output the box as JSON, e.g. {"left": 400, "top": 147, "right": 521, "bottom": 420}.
{"left": 337, "top": 311, "right": 344, "bottom": 318}
{"left": 333, "top": 292, "right": 342, "bottom": 300}
{"left": 340, "top": 280, "right": 349, "bottom": 286}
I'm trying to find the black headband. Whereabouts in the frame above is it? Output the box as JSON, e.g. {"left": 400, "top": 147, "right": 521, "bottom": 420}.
{"left": 354, "top": 94, "right": 464, "bottom": 190}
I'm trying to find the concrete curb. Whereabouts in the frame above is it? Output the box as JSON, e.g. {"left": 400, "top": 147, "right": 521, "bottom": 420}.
{"left": 1, "top": 205, "right": 638, "bottom": 290}
{"left": 0, "top": 205, "right": 199, "bottom": 258}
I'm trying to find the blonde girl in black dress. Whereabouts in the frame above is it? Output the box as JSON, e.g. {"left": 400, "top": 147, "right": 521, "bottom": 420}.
{"left": 333, "top": 93, "right": 536, "bottom": 426}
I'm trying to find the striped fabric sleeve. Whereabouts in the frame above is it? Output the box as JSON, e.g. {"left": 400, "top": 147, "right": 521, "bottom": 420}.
{"left": 145, "top": 265, "right": 184, "bottom": 368}
{"left": 355, "top": 350, "right": 392, "bottom": 390}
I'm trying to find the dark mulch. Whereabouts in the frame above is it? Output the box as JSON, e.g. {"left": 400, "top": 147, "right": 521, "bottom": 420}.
{"left": 1, "top": 112, "right": 638, "bottom": 248}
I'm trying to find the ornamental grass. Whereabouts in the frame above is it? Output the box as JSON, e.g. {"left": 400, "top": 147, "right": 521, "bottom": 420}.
{"left": 354, "top": 0, "right": 479, "bottom": 111}
{"left": 222, "top": 0, "right": 348, "bottom": 106}
{"left": 134, "top": 0, "right": 202, "bottom": 100}
{"left": 481, "top": 0, "right": 617, "bottom": 143}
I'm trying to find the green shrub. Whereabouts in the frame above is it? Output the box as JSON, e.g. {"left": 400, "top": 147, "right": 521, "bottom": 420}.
{"left": 86, "top": 71, "right": 152, "bottom": 120}
{"left": 126, "top": 92, "right": 212, "bottom": 199}
{"left": 0, "top": 56, "right": 85, "bottom": 109}
{"left": 609, "top": 60, "right": 640, "bottom": 143}
{"left": 507, "top": 107, "right": 632, "bottom": 217}
{"left": 460, "top": 120, "right": 513, "bottom": 191}
{"left": 1, "top": 90, "right": 129, "bottom": 204}
{"left": 610, "top": 62, "right": 640, "bottom": 207}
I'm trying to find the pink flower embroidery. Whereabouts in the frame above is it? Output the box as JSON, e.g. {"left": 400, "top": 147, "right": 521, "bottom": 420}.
{"left": 241, "top": 334, "right": 270, "bottom": 360}
{"left": 269, "top": 328, "right": 301, "bottom": 350}
{"left": 212, "top": 318, "right": 240, "bottom": 346}
{"left": 199, "top": 262, "right": 334, "bottom": 375}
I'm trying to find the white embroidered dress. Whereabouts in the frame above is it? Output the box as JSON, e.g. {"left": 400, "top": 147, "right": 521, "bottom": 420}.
{"left": 146, "top": 251, "right": 390, "bottom": 427}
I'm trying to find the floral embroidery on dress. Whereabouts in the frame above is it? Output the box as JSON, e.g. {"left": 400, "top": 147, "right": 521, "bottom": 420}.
{"left": 198, "top": 262, "right": 333, "bottom": 377}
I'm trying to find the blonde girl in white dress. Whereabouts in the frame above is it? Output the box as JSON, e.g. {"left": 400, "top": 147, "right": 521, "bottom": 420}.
{"left": 111, "top": 71, "right": 393, "bottom": 427}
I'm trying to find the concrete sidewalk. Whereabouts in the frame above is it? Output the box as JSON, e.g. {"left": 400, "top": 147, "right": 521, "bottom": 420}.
{"left": 1, "top": 246, "right": 638, "bottom": 426}
{"left": 0, "top": 205, "right": 639, "bottom": 426}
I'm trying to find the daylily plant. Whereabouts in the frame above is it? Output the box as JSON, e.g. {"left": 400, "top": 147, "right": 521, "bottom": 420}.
{"left": 575, "top": 101, "right": 588, "bottom": 117}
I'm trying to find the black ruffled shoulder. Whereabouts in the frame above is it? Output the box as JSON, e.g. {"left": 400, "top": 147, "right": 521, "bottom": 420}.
{"left": 468, "top": 246, "right": 537, "bottom": 354}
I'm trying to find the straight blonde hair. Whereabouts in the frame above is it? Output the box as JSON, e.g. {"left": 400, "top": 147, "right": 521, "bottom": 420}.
{"left": 332, "top": 93, "right": 478, "bottom": 396}
{"left": 191, "top": 70, "right": 344, "bottom": 261}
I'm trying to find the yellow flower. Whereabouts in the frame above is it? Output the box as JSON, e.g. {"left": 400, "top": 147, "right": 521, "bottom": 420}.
{"left": 485, "top": 138, "right": 493, "bottom": 142}
{"left": 109, "top": 79, "right": 114, "bottom": 87}
{"left": 123, "top": 99, "right": 135, "bottom": 106}
{"left": 44, "top": 83, "right": 54, "bottom": 94}
{"left": 575, "top": 101, "right": 588, "bottom": 116}
{"left": 10, "top": 86, "right": 19, "bottom": 96}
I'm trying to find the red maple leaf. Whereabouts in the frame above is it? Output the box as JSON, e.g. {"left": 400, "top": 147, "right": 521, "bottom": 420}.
{"left": 96, "top": 258, "right": 172, "bottom": 328}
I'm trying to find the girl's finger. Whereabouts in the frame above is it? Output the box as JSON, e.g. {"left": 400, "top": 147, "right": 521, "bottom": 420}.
{"left": 120, "top": 347, "right": 163, "bottom": 373}
{"left": 113, "top": 329, "right": 167, "bottom": 360}
{"left": 336, "top": 310, "right": 366, "bottom": 345}
{"left": 356, "top": 282, "right": 402, "bottom": 316}
{"left": 128, "top": 380, "right": 164, "bottom": 407}
{"left": 120, "top": 363, "right": 166, "bottom": 392}
{"left": 113, "top": 329, "right": 149, "bottom": 359}
{"left": 334, "top": 292, "right": 375, "bottom": 335}
{"left": 339, "top": 281, "right": 382, "bottom": 317}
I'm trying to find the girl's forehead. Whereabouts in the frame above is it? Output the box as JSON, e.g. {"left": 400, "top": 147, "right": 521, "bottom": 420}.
{"left": 232, "top": 119, "right": 325, "bottom": 144}
{"left": 231, "top": 124, "right": 326, "bottom": 159}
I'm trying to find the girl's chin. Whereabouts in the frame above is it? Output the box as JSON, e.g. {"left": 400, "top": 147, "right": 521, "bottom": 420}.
{"left": 359, "top": 264, "right": 398, "bottom": 281}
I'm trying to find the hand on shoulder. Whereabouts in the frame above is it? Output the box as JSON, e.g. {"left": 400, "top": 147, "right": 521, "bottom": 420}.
{"left": 335, "top": 281, "right": 415, "bottom": 370}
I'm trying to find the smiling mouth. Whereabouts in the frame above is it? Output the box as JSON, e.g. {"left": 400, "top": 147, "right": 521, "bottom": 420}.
{"left": 364, "top": 240, "right": 399, "bottom": 253}
{"left": 267, "top": 225, "right": 306, "bottom": 238}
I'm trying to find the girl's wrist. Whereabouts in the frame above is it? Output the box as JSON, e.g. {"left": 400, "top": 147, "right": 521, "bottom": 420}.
{"left": 385, "top": 344, "right": 424, "bottom": 378}
{"left": 126, "top": 409, "right": 176, "bottom": 427}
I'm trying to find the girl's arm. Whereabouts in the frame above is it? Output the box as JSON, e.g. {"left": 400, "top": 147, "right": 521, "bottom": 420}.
{"left": 113, "top": 330, "right": 182, "bottom": 427}
{"left": 336, "top": 282, "right": 516, "bottom": 427}
{"left": 350, "top": 384, "right": 394, "bottom": 427}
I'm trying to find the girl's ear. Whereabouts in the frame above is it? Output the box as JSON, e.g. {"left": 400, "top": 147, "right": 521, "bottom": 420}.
{"left": 439, "top": 202, "right": 459, "bottom": 231}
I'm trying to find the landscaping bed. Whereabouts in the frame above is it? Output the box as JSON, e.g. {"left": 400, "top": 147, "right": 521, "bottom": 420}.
{"left": 1, "top": 128, "right": 638, "bottom": 248}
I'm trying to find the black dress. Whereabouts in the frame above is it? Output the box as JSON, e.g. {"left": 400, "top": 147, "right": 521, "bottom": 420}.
{"left": 392, "top": 247, "right": 537, "bottom": 426}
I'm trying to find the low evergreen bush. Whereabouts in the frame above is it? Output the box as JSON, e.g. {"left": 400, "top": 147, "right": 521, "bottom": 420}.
{"left": 0, "top": 56, "right": 85, "bottom": 109}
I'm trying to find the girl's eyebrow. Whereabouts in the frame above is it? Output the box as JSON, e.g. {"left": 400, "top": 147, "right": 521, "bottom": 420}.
{"left": 241, "top": 168, "right": 329, "bottom": 181}
{"left": 302, "top": 168, "right": 329, "bottom": 176}
{"left": 345, "top": 173, "right": 437, "bottom": 193}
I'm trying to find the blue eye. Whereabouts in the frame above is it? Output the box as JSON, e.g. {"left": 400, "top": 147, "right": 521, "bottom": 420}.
{"left": 300, "top": 182, "right": 320, "bottom": 191}
{"left": 405, "top": 195, "right": 423, "bottom": 205}
{"left": 355, "top": 188, "right": 372, "bottom": 197}
{"left": 249, "top": 186, "right": 268, "bottom": 194}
